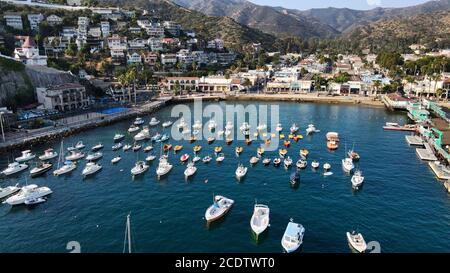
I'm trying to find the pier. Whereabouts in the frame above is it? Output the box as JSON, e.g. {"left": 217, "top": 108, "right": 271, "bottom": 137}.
{"left": 416, "top": 143, "right": 438, "bottom": 161}
{"left": 405, "top": 135, "right": 424, "bottom": 146}
{"left": 428, "top": 161, "right": 450, "bottom": 180}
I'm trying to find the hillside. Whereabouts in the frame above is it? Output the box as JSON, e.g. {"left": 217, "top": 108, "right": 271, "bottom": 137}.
{"left": 172, "top": 0, "right": 339, "bottom": 38}
{"left": 279, "top": 0, "right": 450, "bottom": 33}
{"left": 338, "top": 10, "right": 450, "bottom": 52}
{"left": 97, "top": 0, "right": 277, "bottom": 52}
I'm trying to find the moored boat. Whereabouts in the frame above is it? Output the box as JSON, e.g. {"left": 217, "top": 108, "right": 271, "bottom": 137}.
{"left": 296, "top": 159, "right": 307, "bottom": 169}
{"left": 113, "top": 133, "right": 125, "bottom": 142}
{"left": 351, "top": 170, "right": 365, "bottom": 189}
{"left": 0, "top": 184, "right": 20, "bottom": 199}
{"left": 214, "top": 146, "right": 222, "bottom": 154}
{"left": 162, "top": 121, "right": 173, "bottom": 128}
{"left": 273, "top": 158, "right": 281, "bottom": 167}
{"left": 311, "top": 160, "right": 320, "bottom": 169}
{"left": 112, "top": 143, "right": 123, "bottom": 151}
{"left": 193, "top": 145, "right": 202, "bottom": 153}
{"left": 290, "top": 123, "right": 299, "bottom": 134}
{"left": 30, "top": 162, "right": 53, "bottom": 177}
{"left": 202, "top": 155, "right": 212, "bottom": 163}
{"left": 111, "top": 156, "right": 122, "bottom": 164}
{"left": 180, "top": 154, "right": 190, "bottom": 163}
{"left": 91, "top": 143, "right": 104, "bottom": 152}
{"left": 156, "top": 157, "right": 173, "bottom": 178}
{"left": 207, "top": 137, "right": 215, "bottom": 144}
{"left": 184, "top": 162, "right": 197, "bottom": 178}
{"left": 128, "top": 125, "right": 140, "bottom": 133}
{"left": 86, "top": 152, "right": 103, "bottom": 161}
{"left": 65, "top": 150, "right": 85, "bottom": 161}
{"left": 284, "top": 140, "right": 291, "bottom": 148}
{"left": 347, "top": 231, "right": 367, "bottom": 253}
{"left": 4, "top": 184, "right": 52, "bottom": 206}
{"left": 174, "top": 145, "right": 183, "bottom": 152}
{"left": 290, "top": 171, "right": 300, "bottom": 186}
{"left": 216, "top": 153, "right": 225, "bottom": 162}
{"left": 134, "top": 117, "right": 145, "bottom": 125}
{"left": 279, "top": 149, "right": 288, "bottom": 158}
{"left": 131, "top": 161, "right": 149, "bottom": 176}
{"left": 163, "top": 144, "right": 172, "bottom": 152}
{"left": 284, "top": 156, "right": 293, "bottom": 168}
{"left": 149, "top": 117, "right": 160, "bottom": 126}
{"left": 342, "top": 158, "right": 355, "bottom": 173}
{"left": 15, "top": 150, "right": 36, "bottom": 163}
{"left": 326, "top": 132, "right": 340, "bottom": 150}
{"left": 281, "top": 220, "right": 305, "bottom": 253}
{"left": 250, "top": 204, "right": 270, "bottom": 237}
{"left": 250, "top": 156, "right": 259, "bottom": 165}
{"left": 257, "top": 147, "right": 265, "bottom": 157}
{"left": 262, "top": 158, "right": 271, "bottom": 166}
{"left": 38, "top": 149, "right": 58, "bottom": 161}
{"left": 1, "top": 162, "right": 29, "bottom": 176}
{"left": 235, "top": 146, "right": 243, "bottom": 155}
{"left": 300, "top": 149, "right": 309, "bottom": 158}
{"left": 235, "top": 164, "right": 248, "bottom": 180}
{"left": 204, "top": 195, "right": 234, "bottom": 222}
{"left": 82, "top": 162, "right": 102, "bottom": 177}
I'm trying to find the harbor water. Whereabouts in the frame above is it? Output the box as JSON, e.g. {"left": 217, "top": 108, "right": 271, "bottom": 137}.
{"left": 0, "top": 101, "right": 449, "bottom": 253}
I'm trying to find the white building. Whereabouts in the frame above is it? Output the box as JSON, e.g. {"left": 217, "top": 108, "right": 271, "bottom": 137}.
{"left": 88, "top": 27, "right": 102, "bottom": 38}
{"left": 100, "top": 21, "right": 110, "bottom": 37}
{"left": 127, "top": 52, "right": 142, "bottom": 65}
{"left": 148, "top": 38, "right": 163, "bottom": 51}
{"left": 27, "top": 14, "right": 44, "bottom": 31}
{"left": 207, "top": 39, "right": 224, "bottom": 50}
{"left": 14, "top": 36, "right": 47, "bottom": 66}
{"left": 46, "top": 14, "right": 63, "bottom": 26}
{"left": 128, "top": 38, "right": 147, "bottom": 49}
{"left": 107, "top": 34, "right": 127, "bottom": 50}
{"left": 161, "top": 54, "right": 177, "bottom": 66}
{"left": 4, "top": 12, "right": 23, "bottom": 30}
{"left": 36, "top": 83, "right": 89, "bottom": 111}
{"left": 66, "top": 0, "right": 82, "bottom": 6}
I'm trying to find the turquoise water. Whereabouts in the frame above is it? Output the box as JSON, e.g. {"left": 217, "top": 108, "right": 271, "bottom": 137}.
{"left": 0, "top": 101, "right": 449, "bottom": 253}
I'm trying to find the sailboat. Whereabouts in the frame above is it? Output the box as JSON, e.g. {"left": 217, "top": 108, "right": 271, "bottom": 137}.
{"left": 123, "top": 213, "right": 132, "bottom": 253}
{"left": 53, "top": 140, "right": 77, "bottom": 176}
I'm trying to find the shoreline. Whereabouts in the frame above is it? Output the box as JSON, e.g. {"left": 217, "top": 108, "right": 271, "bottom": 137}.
{"left": 0, "top": 94, "right": 386, "bottom": 153}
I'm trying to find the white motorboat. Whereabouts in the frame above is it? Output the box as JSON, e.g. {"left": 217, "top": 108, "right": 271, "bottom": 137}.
{"left": 132, "top": 143, "right": 142, "bottom": 152}
{"left": 311, "top": 160, "right": 320, "bottom": 169}
{"left": 134, "top": 127, "right": 150, "bottom": 141}
{"left": 184, "top": 162, "right": 197, "bottom": 178}
{"left": 342, "top": 158, "right": 355, "bottom": 173}
{"left": 15, "top": 150, "right": 36, "bottom": 163}
{"left": 262, "top": 158, "right": 271, "bottom": 165}
{"left": 177, "top": 118, "right": 187, "bottom": 129}
{"left": 86, "top": 152, "right": 103, "bottom": 161}
{"left": 216, "top": 153, "right": 225, "bottom": 162}
{"left": 323, "top": 163, "right": 331, "bottom": 171}
{"left": 347, "top": 231, "right": 367, "bottom": 253}
{"left": 281, "top": 220, "right": 305, "bottom": 253}
{"left": 276, "top": 123, "right": 283, "bottom": 132}
{"left": 149, "top": 117, "right": 160, "bottom": 126}
{"left": 123, "top": 144, "right": 132, "bottom": 151}
{"left": 239, "top": 122, "right": 250, "bottom": 132}
{"left": 162, "top": 121, "right": 173, "bottom": 128}
{"left": 111, "top": 156, "right": 122, "bottom": 164}
{"left": 134, "top": 117, "right": 145, "bottom": 125}
{"left": 257, "top": 123, "right": 267, "bottom": 131}
{"left": 82, "top": 162, "right": 102, "bottom": 177}
{"left": 65, "top": 150, "right": 85, "bottom": 161}
{"left": 38, "top": 149, "right": 58, "bottom": 161}
{"left": 128, "top": 125, "right": 140, "bottom": 133}
{"left": 158, "top": 134, "right": 169, "bottom": 142}
{"left": 296, "top": 159, "right": 307, "bottom": 169}
{"left": 53, "top": 161, "right": 76, "bottom": 176}
{"left": 203, "top": 155, "right": 212, "bottom": 163}
{"left": 112, "top": 143, "right": 123, "bottom": 151}
{"left": 204, "top": 195, "right": 234, "bottom": 222}
{"left": 250, "top": 156, "right": 259, "bottom": 165}
{"left": 67, "top": 141, "right": 86, "bottom": 151}
{"left": 235, "top": 164, "right": 248, "bottom": 180}
{"left": 143, "top": 145, "right": 154, "bottom": 153}
{"left": 113, "top": 133, "right": 125, "bottom": 142}
{"left": 91, "top": 143, "right": 104, "bottom": 152}
{"left": 250, "top": 204, "right": 270, "bottom": 236}
{"left": 290, "top": 123, "right": 299, "bottom": 134}
{"left": 225, "top": 121, "right": 234, "bottom": 131}
{"left": 4, "top": 184, "right": 52, "bottom": 206}
{"left": 146, "top": 155, "right": 157, "bottom": 162}
{"left": 0, "top": 184, "right": 20, "bottom": 199}
{"left": 131, "top": 161, "right": 149, "bottom": 176}
{"left": 284, "top": 157, "right": 293, "bottom": 168}
{"left": 193, "top": 156, "right": 201, "bottom": 163}
{"left": 30, "top": 162, "right": 53, "bottom": 177}
{"left": 151, "top": 133, "right": 162, "bottom": 142}
{"left": 192, "top": 120, "right": 202, "bottom": 130}
{"left": 351, "top": 170, "right": 365, "bottom": 189}
{"left": 1, "top": 162, "right": 28, "bottom": 176}
{"left": 273, "top": 158, "right": 281, "bottom": 167}
{"left": 208, "top": 119, "right": 217, "bottom": 131}
{"left": 24, "top": 197, "right": 47, "bottom": 206}
{"left": 306, "top": 124, "right": 319, "bottom": 135}
{"left": 156, "top": 157, "right": 173, "bottom": 178}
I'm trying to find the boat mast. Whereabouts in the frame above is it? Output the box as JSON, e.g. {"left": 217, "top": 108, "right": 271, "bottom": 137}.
{"left": 57, "top": 139, "right": 63, "bottom": 169}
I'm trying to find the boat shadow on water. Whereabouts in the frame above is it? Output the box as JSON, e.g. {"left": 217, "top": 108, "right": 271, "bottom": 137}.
{"left": 250, "top": 228, "right": 270, "bottom": 245}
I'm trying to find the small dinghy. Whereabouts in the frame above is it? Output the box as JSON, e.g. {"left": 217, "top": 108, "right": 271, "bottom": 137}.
{"left": 112, "top": 143, "right": 123, "bottom": 151}
{"left": 24, "top": 197, "right": 47, "bottom": 206}
{"left": 273, "top": 158, "right": 281, "bottom": 167}
{"left": 180, "top": 154, "right": 190, "bottom": 163}
{"left": 257, "top": 147, "right": 265, "bottom": 157}
{"left": 250, "top": 203, "right": 270, "bottom": 237}
{"left": 216, "top": 153, "right": 225, "bottom": 162}
{"left": 174, "top": 145, "right": 183, "bottom": 152}
{"left": 235, "top": 146, "right": 243, "bottom": 156}
{"left": 296, "top": 159, "right": 307, "bottom": 169}
{"left": 111, "top": 156, "right": 122, "bottom": 164}
{"left": 250, "top": 156, "right": 259, "bottom": 165}
{"left": 184, "top": 162, "right": 197, "bottom": 178}
{"left": 235, "top": 164, "right": 248, "bottom": 180}
{"left": 281, "top": 219, "right": 305, "bottom": 253}
{"left": 205, "top": 195, "right": 234, "bottom": 222}
{"left": 300, "top": 149, "right": 309, "bottom": 158}
{"left": 202, "top": 155, "right": 212, "bottom": 163}
{"left": 262, "top": 158, "right": 271, "bottom": 166}
{"left": 347, "top": 231, "right": 367, "bottom": 253}
{"left": 193, "top": 156, "right": 201, "bottom": 163}
{"left": 214, "top": 146, "right": 222, "bottom": 154}
{"left": 311, "top": 160, "right": 320, "bottom": 169}
{"left": 163, "top": 144, "right": 172, "bottom": 152}
{"left": 146, "top": 155, "right": 157, "bottom": 162}
{"left": 143, "top": 145, "right": 153, "bottom": 153}
{"left": 284, "top": 156, "right": 293, "bottom": 168}
{"left": 323, "top": 163, "right": 331, "bottom": 171}
{"left": 193, "top": 145, "right": 202, "bottom": 153}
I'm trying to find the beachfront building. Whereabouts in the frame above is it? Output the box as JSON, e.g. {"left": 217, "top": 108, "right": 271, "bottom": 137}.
{"left": 163, "top": 77, "right": 199, "bottom": 93}
{"left": 14, "top": 36, "right": 47, "bottom": 66}
{"left": 36, "top": 83, "right": 89, "bottom": 111}
{"left": 4, "top": 12, "right": 23, "bottom": 30}
{"left": 198, "top": 76, "right": 242, "bottom": 93}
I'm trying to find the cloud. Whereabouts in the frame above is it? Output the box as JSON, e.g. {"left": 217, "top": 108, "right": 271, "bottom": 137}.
{"left": 367, "top": 0, "right": 382, "bottom": 6}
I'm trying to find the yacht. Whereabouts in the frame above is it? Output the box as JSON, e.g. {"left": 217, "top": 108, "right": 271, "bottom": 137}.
{"left": 342, "top": 158, "right": 355, "bottom": 173}
{"left": 216, "top": 153, "right": 225, "bottom": 162}
{"left": 351, "top": 170, "right": 365, "bottom": 189}
{"left": 82, "top": 162, "right": 102, "bottom": 177}
{"left": 208, "top": 119, "right": 217, "bottom": 131}
{"left": 134, "top": 127, "right": 150, "bottom": 141}
{"left": 184, "top": 162, "right": 197, "bottom": 178}
{"left": 290, "top": 123, "right": 299, "bottom": 134}
{"left": 53, "top": 160, "right": 76, "bottom": 176}
{"left": 250, "top": 156, "right": 259, "bottom": 165}
{"left": 132, "top": 143, "right": 142, "bottom": 152}
{"left": 4, "top": 184, "right": 52, "bottom": 206}
{"left": 311, "top": 160, "right": 320, "bottom": 169}
{"left": 202, "top": 155, "right": 212, "bottom": 163}
{"left": 112, "top": 143, "right": 123, "bottom": 151}
{"left": 91, "top": 143, "right": 104, "bottom": 152}
{"left": 67, "top": 141, "right": 86, "bottom": 152}
{"left": 347, "top": 231, "right": 367, "bottom": 253}
{"left": 296, "top": 159, "right": 307, "bottom": 169}
{"left": 204, "top": 195, "right": 234, "bottom": 222}
{"left": 156, "top": 157, "right": 173, "bottom": 178}
{"left": 113, "top": 133, "right": 125, "bottom": 142}
{"left": 151, "top": 133, "right": 162, "bottom": 142}
{"left": 177, "top": 118, "right": 187, "bottom": 129}
{"left": 149, "top": 117, "right": 160, "bottom": 126}
{"left": 1, "top": 162, "right": 29, "bottom": 176}
{"left": 235, "top": 164, "right": 248, "bottom": 180}
{"left": 0, "top": 184, "right": 20, "bottom": 199}
{"left": 306, "top": 124, "right": 319, "bottom": 135}
{"left": 276, "top": 123, "right": 283, "bottom": 132}
{"left": 146, "top": 155, "right": 157, "bottom": 162}
{"left": 134, "top": 117, "right": 145, "bottom": 125}
{"left": 143, "top": 145, "right": 154, "bottom": 153}
{"left": 30, "top": 162, "right": 53, "bottom": 177}
{"left": 180, "top": 153, "right": 190, "bottom": 163}
{"left": 250, "top": 204, "right": 270, "bottom": 237}
{"left": 162, "top": 121, "right": 173, "bottom": 128}
{"left": 38, "top": 149, "right": 58, "bottom": 161}
{"left": 123, "top": 144, "right": 132, "bottom": 151}
{"left": 65, "top": 150, "right": 85, "bottom": 161}
{"left": 257, "top": 124, "right": 267, "bottom": 131}
{"left": 281, "top": 220, "right": 305, "bottom": 253}
{"left": 111, "top": 156, "right": 122, "bottom": 164}
{"left": 131, "top": 161, "right": 149, "bottom": 176}
{"left": 15, "top": 150, "right": 36, "bottom": 163}
{"left": 284, "top": 157, "right": 293, "bottom": 168}
{"left": 273, "top": 158, "right": 281, "bottom": 167}
{"left": 290, "top": 171, "right": 300, "bottom": 187}
{"left": 192, "top": 120, "right": 202, "bottom": 130}
{"left": 262, "top": 158, "right": 271, "bottom": 166}
{"left": 86, "top": 152, "right": 103, "bottom": 161}
{"left": 128, "top": 124, "right": 140, "bottom": 133}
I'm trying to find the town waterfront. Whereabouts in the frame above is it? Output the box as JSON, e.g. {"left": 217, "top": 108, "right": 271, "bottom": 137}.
{"left": 0, "top": 101, "right": 449, "bottom": 253}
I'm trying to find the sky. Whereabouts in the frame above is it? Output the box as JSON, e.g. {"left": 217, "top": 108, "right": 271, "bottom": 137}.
{"left": 248, "top": 0, "right": 432, "bottom": 10}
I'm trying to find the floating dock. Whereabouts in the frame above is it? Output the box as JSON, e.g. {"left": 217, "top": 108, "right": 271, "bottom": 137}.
{"left": 405, "top": 135, "right": 424, "bottom": 146}
{"left": 428, "top": 162, "right": 450, "bottom": 180}
{"left": 416, "top": 143, "right": 438, "bottom": 161}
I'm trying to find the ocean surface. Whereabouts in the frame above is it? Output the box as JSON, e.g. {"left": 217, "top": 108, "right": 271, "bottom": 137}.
{"left": 0, "top": 101, "right": 449, "bottom": 253}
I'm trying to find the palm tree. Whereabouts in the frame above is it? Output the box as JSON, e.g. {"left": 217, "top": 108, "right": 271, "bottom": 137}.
{"left": 372, "top": 80, "right": 382, "bottom": 96}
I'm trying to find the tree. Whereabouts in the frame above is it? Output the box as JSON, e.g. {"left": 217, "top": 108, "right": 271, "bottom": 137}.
{"left": 372, "top": 80, "right": 382, "bottom": 96}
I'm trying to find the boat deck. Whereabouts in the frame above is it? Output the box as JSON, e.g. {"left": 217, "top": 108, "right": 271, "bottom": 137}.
{"left": 416, "top": 143, "right": 438, "bottom": 161}
{"left": 405, "top": 135, "right": 424, "bottom": 146}
{"left": 428, "top": 162, "right": 450, "bottom": 180}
